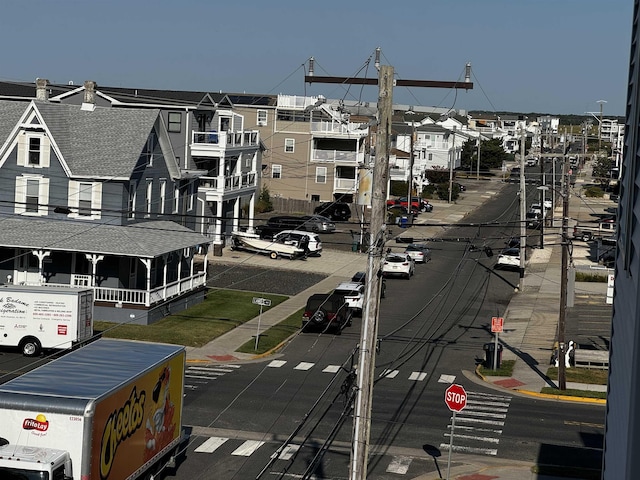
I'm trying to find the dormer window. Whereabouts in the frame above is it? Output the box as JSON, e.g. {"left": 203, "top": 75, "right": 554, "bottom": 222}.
{"left": 28, "top": 138, "right": 41, "bottom": 166}
{"left": 18, "top": 133, "right": 50, "bottom": 168}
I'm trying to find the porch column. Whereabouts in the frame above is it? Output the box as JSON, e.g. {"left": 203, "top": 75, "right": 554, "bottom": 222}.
{"left": 140, "top": 258, "right": 152, "bottom": 307}
{"left": 233, "top": 198, "right": 241, "bottom": 232}
{"left": 84, "top": 254, "right": 104, "bottom": 287}
{"left": 190, "top": 252, "right": 195, "bottom": 289}
{"left": 248, "top": 194, "right": 255, "bottom": 231}
{"left": 33, "top": 250, "right": 51, "bottom": 285}
{"left": 162, "top": 254, "right": 169, "bottom": 300}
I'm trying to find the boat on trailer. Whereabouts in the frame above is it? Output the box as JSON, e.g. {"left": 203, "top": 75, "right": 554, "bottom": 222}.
{"left": 230, "top": 231, "right": 306, "bottom": 260}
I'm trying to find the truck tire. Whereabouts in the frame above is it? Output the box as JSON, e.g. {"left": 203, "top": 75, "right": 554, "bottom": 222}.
{"left": 20, "top": 337, "right": 42, "bottom": 357}
{"left": 582, "top": 233, "right": 591, "bottom": 242}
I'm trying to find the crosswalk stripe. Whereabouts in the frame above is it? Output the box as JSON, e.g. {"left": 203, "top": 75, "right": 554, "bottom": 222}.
{"left": 448, "top": 425, "right": 502, "bottom": 434}
{"left": 457, "top": 410, "right": 506, "bottom": 419}
{"left": 323, "top": 365, "right": 341, "bottom": 373}
{"left": 444, "top": 432, "right": 500, "bottom": 444}
{"left": 272, "top": 444, "right": 300, "bottom": 460}
{"left": 381, "top": 369, "right": 399, "bottom": 379}
{"left": 440, "top": 443, "right": 497, "bottom": 456}
{"left": 294, "top": 362, "right": 314, "bottom": 371}
{"left": 466, "top": 399, "right": 510, "bottom": 408}
{"left": 455, "top": 417, "right": 505, "bottom": 427}
{"left": 386, "top": 456, "right": 412, "bottom": 474}
{"left": 186, "top": 370, "right": 227, "bottom": 377}
{"left": 408, "top": 371, "right": 427, "bottom": 381}
{"left": 467, "top": 391, "right": 512, "bottom": 401}
{"left": 189, "top": 366, "right": 236, "bottom": 373}
{"left": 439, "top": 374, "right": 456, "bottom": 383}
{"left": 218, "top": 364, "right": 241, "bottom": 368}
{"left": 463, "top": 405, "right": 509, "bottom": 413}
{"left": 195, "top": 436, "right": 228, "bottom": 453}
{"left": 268, "top": 360, "right": 287, "bottom": 368}
{"left": 185, "top": 374, "right": 218, "bottom": 380}
{"left": 232, "top": 440, "right": 265, "bottom": 456}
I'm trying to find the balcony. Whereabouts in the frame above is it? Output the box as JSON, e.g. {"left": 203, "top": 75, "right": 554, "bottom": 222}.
{"left": 312, "top": 149, "right": 363, "bottom": 164}
{"left": 199, "top": 172, "right": 257, "bottom": 198}
{"left": 311, "top": 121, "right": 369, "bottom": 138}
{"left": 334, "top": 177, "right": 357, "bottom": 193}
{"left": 191, "top": 130, "right": 259, "bottom": 157}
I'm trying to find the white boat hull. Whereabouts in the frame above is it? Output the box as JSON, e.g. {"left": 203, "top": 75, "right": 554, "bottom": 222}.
{"left": 231, "top": 231, "right": 306, "bottom": 259}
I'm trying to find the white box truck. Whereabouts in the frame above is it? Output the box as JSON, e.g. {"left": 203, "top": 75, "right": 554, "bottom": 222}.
{"left": 0, "top": 285, "right": 93, "bottom": 356}
{"left": 0, "top": 338, "right": 186, "bottom": 480}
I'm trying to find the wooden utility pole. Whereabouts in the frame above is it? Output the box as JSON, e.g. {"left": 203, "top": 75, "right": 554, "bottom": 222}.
{"left": 558, "top": 133, "right": 569, "bottom": 390}
{"left": 305, "top": 52, "right": 473, "bottom": 480}
{"left": 519, "top": 126, "right": 526, "bottom": 290}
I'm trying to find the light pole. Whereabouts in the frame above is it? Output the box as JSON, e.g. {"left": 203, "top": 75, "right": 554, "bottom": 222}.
{"left": 406, "top": 110, "right": 417, "bottom": 215}
{"left": 449, "top": 126, "right": 456, "bottom": 203}
{"left": 476, "top": 138, "right": 481, "bottom": 181}
{"left": 597, "top": 100, "right": 607, "bottom": 153}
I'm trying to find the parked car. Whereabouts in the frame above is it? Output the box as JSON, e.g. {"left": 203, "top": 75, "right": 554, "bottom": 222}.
{"left": 453, "top": 182, "right": 466, "bottom": 192}
{"left": 301, "top": 214, "right": 336, "bottom": 233}
{"left": 334, "top": 281, "right": 365, "bottom": 315}
{"left": 496, "top": 248, "right": 521, "bottom": 270}
{"left": 272, "top": 230, "right": 322, "bottom": 256}
{"left": 301, "top": 292, "right": 352, "bottom": 334}
{"left": 351, "top": 271, "right": 386, "bottom": 298}
{"left": 382, "top": 253, "right": 415, "bottom": 279}
{"left": 255, "top": 216, "right": 309, "bottom": 238}
{"left": 404, "top": 243, "right": 432, "bottom": 263}
{"left": 313, "top": 202, "right": 352, "bottom": 221}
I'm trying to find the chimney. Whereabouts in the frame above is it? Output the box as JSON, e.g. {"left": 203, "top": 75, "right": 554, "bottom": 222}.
{"left": 81, "top": 81, "right": 97, "bottom": 111}
{"left": 35, "top": 78, "right": 49, "bottom": 101}
{"left": 83, "top": 80, "right": 97, "bottom": 104}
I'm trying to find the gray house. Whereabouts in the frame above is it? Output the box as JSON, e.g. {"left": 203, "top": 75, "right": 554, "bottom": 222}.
{"left": 0, "top": 99, "right": 210, "bottom": 324}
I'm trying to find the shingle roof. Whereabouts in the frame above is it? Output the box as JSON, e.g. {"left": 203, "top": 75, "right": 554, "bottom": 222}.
{"left": 0, "top": 101, "right": 29, "bottom": 148}
{"left": 33, "top": 102, "right": 161, "bottom": 178}
{"left": 0, "top": 218, "right": 209, "bottom": 258}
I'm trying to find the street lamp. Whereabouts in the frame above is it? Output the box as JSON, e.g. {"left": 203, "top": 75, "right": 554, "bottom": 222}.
{"left": 597, "top": 100, "right": 607, "bottom": 153}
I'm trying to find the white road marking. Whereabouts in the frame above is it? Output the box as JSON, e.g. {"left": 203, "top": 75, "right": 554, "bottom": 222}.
{"left": 386, "top": 456, "right": 412, "bottom": 474}
{"left": 268, "top": 360, "right": 287, "bottom": 368}
{"left": 294, "top": 362, "right": 314, "bottom": 371}
{"left": 272, "top": 444, "right": 300, "bottom": 460}
{"left": 323, "top": 365, "right": 341, "bottom": 373}
{"left": 467, "top": 391, "right": 512, "bottom": 401}
{"left": 463, "top": 405, "right": 509, "bottom": 414}
{"left": 448, "top": 424, "right": 503, "bottom": 434}
{"left": 440, "top": 443, "right": 497, "bottom": 456}
{"left": 189, "top": 366, "right": 236, "bottom": 373}
{"left": 381, "top": 369, "right": 399, "bottom": 379}
{"left": 185, "top": 374, "right": 218, "bottom": 380}
{"left": 408, "top": 371, "right": 427, "bottom": 381}
{"left": 195, "top": 436, "right": 228, "bottom": 453}
{"left": 444, "top": 432, "right": 500, "bottom": 444}
{"left": 455, "top": 417, "right": 505, "bottom": 427}
{"left": 232, "top": 440, "right": 265, "bottom": 456}
{"left": 457, "top": 410, "right": 507, "bottom": 419}
{"left": 439, "top": 374, "right": 456, "bottom": 383}
{"left": 466, "top": 399, "right": 511, "bottom": 408}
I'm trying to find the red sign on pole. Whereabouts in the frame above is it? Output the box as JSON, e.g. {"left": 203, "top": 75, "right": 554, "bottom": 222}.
{"left": 491, "top": 316, "right": 504, "bottom": 333}
{"left": 444, "top": 384, "right": 467, "bottom": 412}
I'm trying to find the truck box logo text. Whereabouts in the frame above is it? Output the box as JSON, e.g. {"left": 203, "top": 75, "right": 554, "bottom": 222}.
{"left": 100, "top": 386, "right": 146, "bottom": 479}
{"left": 23, "top": 414, "right": 49, "bottom": 432}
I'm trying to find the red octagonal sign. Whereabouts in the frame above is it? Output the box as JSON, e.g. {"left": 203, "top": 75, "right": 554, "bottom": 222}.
{"left": 444, "top": 384, "right": 467, "bottom": 412}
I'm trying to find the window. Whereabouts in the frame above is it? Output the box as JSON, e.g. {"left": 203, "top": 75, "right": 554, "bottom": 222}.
{"left": 257, "top": 110, "right": 267, "bottom": 126}
{"left": 428, "top": 153, "right": 433, "bottom": 161}
{"left": 285, "top": 138, "right": 295, "bottom": 153}
{"left": 159, "top": 179, "right": 166, "bottom": 214}
{"left": 188, "top": 182, "right": 194, "bottom": 211}
{"left": 28, "top": 137, "right": 41, "bottom": 165}
{"left": 311, "top": 194, "right": 320, "bottom": 202}
{"left": 68, "top": 181, "right": 102, "bottom": 219}
{"left": 316, "top": 167, "right": 327, "bottom": 184}
{"left": 272, "top": 164, "right": 282, "bottom": 179}
{"left": 78, "top": 183, "right": 93, "bottom": 216}
{"left": 128, "top": 181, "right": 136, "bottom": 219}
{"left": 168, "top": 112, "right": 182, "bottom": 133}
{"left": 145, "top": 179, "right": 153, "bottom": 216}
{"left": 15, "top": 175, "right": 49, "bottom": 216}
{"left": 174, "top": 186, "right": 180, "bottom": 213}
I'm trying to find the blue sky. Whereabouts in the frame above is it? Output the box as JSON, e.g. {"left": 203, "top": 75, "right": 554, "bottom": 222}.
{"left": 2, "top": 0, "right": 631, "bottom": 116}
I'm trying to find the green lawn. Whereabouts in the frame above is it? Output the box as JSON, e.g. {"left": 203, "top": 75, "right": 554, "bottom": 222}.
{"left": 546, "top": 366, "right": 608, "bottom": 385}
{"left": 478, "top": 359, "right": 515, "bottom": 377}
{"left": 94, "top": 289, "right": 288, "bottom": 348}
{"left": 236, "top": 308, "right": 304, "bottom": 355}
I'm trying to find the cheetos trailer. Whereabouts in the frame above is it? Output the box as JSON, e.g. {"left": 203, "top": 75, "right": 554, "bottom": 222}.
{"left": 0, "top": 338, "right": 186, "bottom": 480}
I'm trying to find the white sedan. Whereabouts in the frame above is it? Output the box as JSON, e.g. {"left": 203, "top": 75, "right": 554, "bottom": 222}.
{"left": 496, "top": 248, "right": 521, "bottom": 270}
{"left": 382, "top": 253, "right": 415, "bottom": 279}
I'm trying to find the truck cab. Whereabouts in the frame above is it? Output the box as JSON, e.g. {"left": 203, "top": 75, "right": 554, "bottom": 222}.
{"left": 0, "top": 444, "right": 71, "bottom": 480}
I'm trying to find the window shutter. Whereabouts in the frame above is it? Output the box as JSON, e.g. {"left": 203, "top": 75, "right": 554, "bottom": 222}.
{"left": 39, "top": 178, "right": 50, "bottom": 215}
{"left": 15, "top": 176, "right": 26, "bottom": 213}
{"left": 68, "top": 180, "right": 79, "bottom": 209}
{"left": 41, "top": 137, "right": 51, "bottom": 168}
{"left": 17, "top": 134, "right": 26, "bottom": 167}
{"left": 92, "top": 182, "right": 102, "bottom": 219}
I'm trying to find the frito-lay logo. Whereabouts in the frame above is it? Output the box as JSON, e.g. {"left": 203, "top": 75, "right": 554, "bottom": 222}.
{"left": 23, "top": 414, "right": 49, "bottom": 432}
{"left": 100, "top": 387, "right": 145, "bottom": 479}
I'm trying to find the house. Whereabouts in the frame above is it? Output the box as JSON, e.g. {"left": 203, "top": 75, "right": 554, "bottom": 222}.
{"left": 0, "top": 79, "right": 263, "bottom": 254}
{"left": 0, "top": 94, "right": 211, "bottom": 324}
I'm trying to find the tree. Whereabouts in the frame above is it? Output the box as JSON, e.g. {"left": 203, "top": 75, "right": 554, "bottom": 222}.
{"left": 460, "top": 138, "right": 509, "bottom": 170}
{"left": 592, "top": 156, "right": 614, "bottom": 188}
{"left": 255, "top": 186, "right": 273, "bottom": 213}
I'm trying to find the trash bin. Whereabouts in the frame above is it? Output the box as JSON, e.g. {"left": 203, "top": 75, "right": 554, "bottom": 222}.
{"left": 400, "top": 215, "right": 413, "bottom": 228}
{"left": 352, "top": 241, "right": 360, "bottom": 252}
{"left": 483, "top": 342, "right": 503, "bottom": 369}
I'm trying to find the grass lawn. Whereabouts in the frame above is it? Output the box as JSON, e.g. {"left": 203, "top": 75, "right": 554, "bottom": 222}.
{"left": 478, "top": 359, "right": 515, "bottom": 377}
{"left": 94, "top": 289, "right": 288, "bottom": 348}
{"left": 540, "top": 387, "right": 606, "bottom": 400}
{"left": 236, "top": 308, "right": 304, "bottom": 355}
{"left": 545, "top": 366, "right": 608, "bottom": 385}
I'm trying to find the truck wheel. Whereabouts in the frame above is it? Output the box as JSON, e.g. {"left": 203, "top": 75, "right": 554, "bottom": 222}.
{"left": 20, "top": 337, "right": 42, "bottom": 357}
{"left": 582, "top": 234, "right": 591, "bottom": 242}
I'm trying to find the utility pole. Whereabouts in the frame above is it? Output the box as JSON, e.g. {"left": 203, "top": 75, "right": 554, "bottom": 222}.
{"left": 449, "top": 126, "right": 456, "bottom": 203}
{"left": 558, "top": 141, "right": 569, "bottom": 390}
{"left": 407, "top": 111, "right": 416, "bottom": 213}
{"left": 539, "top": 129, "right": 545, "bottom": 249}
{"left": 519, "top": 125, "right": 526, "bottom": 290}
{"left": 305, "top": 52, "right": 473, "bottom": 480}
{"left": 597, "top": 100, "right": 607, "bottom": 153}
{"left": 476, "top": 138, "right": 481, "bottom": 181}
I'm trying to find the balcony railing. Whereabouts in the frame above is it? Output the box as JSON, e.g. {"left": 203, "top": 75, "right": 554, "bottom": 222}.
{"left": 311, "top": 121, "right": 367, "bottom": 136}
{"left": 192, "top": 130, "right": 259, "bottom": 148}
{"left": 199, "top": 172, "right": 256, "bottom": 192}
{"left": 334, "top": 178, "right": 357, "bottom": 192}
{"left": 312, "top": 149, "right": 359, "bottom": 163}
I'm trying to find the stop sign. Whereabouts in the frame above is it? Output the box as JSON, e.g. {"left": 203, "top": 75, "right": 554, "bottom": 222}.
{"left": 444, "top": 384, "right": 467, "bottom": 412}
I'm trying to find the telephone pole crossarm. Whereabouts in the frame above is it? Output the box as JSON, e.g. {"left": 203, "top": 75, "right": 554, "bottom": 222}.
{"left": 305, "top": 75, "right": 473, "bottom": 90}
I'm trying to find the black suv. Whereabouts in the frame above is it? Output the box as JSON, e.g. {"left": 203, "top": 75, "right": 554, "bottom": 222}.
{"left": 255, "top": 216, "right": 308, "bottom": 239}
{"left": 302, "top": 293, "right": 352, "bottom": 334}
{"left": 313, "top": 202, "right": 352, "bottom": 221}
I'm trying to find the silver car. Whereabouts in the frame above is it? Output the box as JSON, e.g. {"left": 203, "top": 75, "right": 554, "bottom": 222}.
{"left": 404, "top": 243, "right": 432, "bottom": 263}
{"left": 301, "top": 215, "right": 336, "bottom": 233}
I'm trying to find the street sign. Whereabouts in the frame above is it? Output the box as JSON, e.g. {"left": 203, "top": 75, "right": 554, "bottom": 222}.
{"left": 252, "top": 297, "right": 272, "bottom": 307}
{"left": 444, "top": 384, "right": 467, "bottom": 412}
{"left": 491, "top": 316, "right": 504, "bottom": 333}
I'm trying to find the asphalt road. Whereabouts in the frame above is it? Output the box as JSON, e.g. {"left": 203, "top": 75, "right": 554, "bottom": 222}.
{"left": 174, "top": 181, "right": 605, "bottom": 480}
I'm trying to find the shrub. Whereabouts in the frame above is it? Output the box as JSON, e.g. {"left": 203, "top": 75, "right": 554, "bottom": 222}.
{"left": 583, "top": 186, "right": 604, "bottom": 198}
{"left": 575, "top": 272, "right": 608, "bottom": 282}
{"left": 255, "top": 186, "right": 273, "bottom": 213}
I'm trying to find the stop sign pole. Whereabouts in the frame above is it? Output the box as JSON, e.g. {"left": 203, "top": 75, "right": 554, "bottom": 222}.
{"left": 444, "top": 384, "right": 467, "bottom": 480}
